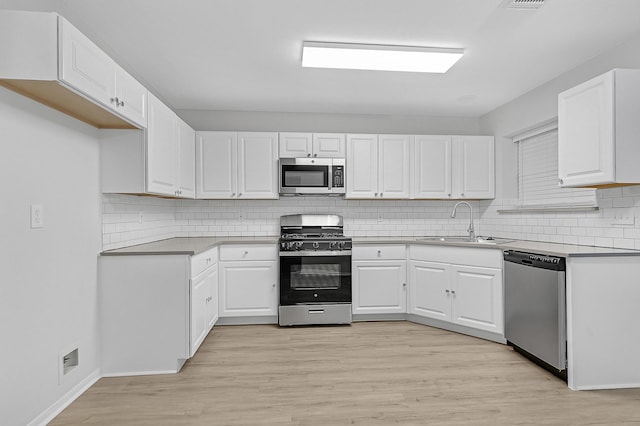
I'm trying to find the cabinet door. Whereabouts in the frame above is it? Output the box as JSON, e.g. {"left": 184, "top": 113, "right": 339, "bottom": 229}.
{"left": 114, "top": 65, "right": 147, "bottom": 128}
{"left": 408, "top": 260, "right": 450, "bottom": 321}
{"left": 190, "top": 273, "right": 208, "bottom": 357}
{"left": 378, "top": 135, "right": 410, "bottom": 199}
{"left": 346, "top": 134, "right": 378, "bottom": 198}
{"left": 313, "top": 133, "right": 346, "bottom": 158}
{"left": 279, "top": 132, "right": 312, "bottom": 157}
{"left": 237, "top": 132, "right": 279, "bottom": 199}
{"left": 176, "top": 118, "right": 196, "bottom": 198}
{"left": 219, "top": 261, "right": 277, "bottom": 317}
{"left": 146, "top": 94, "right": 176, "bottom": 196}
{"left": 352, "top": 260, "right": 407, "bottom": 315}
{"left": 558, "top": 72, "right": 615, "bottom": 187}
{"left": 450, "top": 264, "right": 503, "bottom": 334}
{"left": 58, "top": 17, "right": 115, "bottom": 109}
{"left": 412, "top": 135, "right": 452, "bottom": 199}
{"left": 454, "top": 136, "right": 495, "bottom": 199}
{"left": 196, "top": 131, "right": 237, "bottom": 198}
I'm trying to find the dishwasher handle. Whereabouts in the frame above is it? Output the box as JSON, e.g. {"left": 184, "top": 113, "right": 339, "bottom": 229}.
{"left": 503, "top": 250, "right": 566, "bottom": 271}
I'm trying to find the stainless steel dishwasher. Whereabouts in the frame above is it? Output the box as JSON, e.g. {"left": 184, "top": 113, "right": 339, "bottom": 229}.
{"left": 503, "top": 250, "right": 567, "bottom": 380}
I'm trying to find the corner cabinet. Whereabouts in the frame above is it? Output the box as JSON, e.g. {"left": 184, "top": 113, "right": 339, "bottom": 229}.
{"left": 412, "top": 135, "right": 494, "bottom": 199}
{"left": 352, "top": 245, "right": 407, "bottom": 316}
{"left": 558, "top": 69, "right": 640, "bottom": 187}
{"left": 196, "top": 131, "right": 279, "bottom": 199}
{"left": 279, "top": 132, "right": 346, "bottom": 158}
{"left": 408, "top": 245, "right": 503, "bottom": 338}
{"left": 346, "top": 134, "right": 411, "bottom": 199}
{"left": 100, "top": 93, "right": 196, "bottom": 198}
{"left": 0, "top": 10, "right": 146, "bottom": 129}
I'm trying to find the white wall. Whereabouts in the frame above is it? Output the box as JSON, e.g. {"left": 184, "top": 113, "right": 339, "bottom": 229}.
{"left": 0, "top": 87, "right": 101, "bottom": 425}
{"left": 479, "top": 30, "right": 640, "bottom": 249}
{"left": 178, "top": 109, "right": 481, "bottom": 135}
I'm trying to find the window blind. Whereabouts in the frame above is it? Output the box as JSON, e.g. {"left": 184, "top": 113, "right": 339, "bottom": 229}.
{"left": 517, "top": 129, "right": 597, "bottom": 208}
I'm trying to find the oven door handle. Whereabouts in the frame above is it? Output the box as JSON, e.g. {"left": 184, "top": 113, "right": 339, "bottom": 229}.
{"left": 279, "top": 250, "right": 352, "bottom": 257}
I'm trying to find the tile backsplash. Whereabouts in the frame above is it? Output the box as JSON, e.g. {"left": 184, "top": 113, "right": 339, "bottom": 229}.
{"left": 103, "top": 186, "right": 640, "bottom": 251}
{"left": 102, "top": 194, "right": 481, "bottom": 250}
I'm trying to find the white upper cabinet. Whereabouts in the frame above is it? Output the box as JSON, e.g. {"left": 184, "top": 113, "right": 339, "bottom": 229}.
{"left": 237, "top": 132, "right": 279, "bottom": 199}
{"left": 412, "top": 135, "right": 494, "bottom": 199}
{"left": 146, "top": 94, "right": 177, "bottom": 196}
{"left": 558, "top": 69, "right": 640, "bottom": 187}
{"left": 176, "top": 117, "right": 196, "bottom": 198}
{"left": 346, "top": 134, "right": 410, "bottom": 199}
{"left": 197, "top": 131, "right": 278, "bottom": 199}
{"left": 100, "top": 93, "right": 195, "bottom": 198}
{"left": 0, "top": 10, "right": 146, "bottom": 129}
{"left": 454, "top": 136, "right": 495, "bottom": 199}
{"left": 279, "top": 132, "right": 346, "bottom": 158}
{"left": 412, "top": 135, "right": 453, "bottom": 198}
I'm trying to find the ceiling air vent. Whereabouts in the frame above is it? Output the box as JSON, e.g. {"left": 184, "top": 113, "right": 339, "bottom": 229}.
{"left": 502, "top": 0, "right": 545, "bottom": 9}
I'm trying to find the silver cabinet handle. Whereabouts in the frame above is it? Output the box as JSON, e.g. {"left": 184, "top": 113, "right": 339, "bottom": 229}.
{"left": 377, "top": 250, "right": 381, "bottom": 255}
{"left": 448, "top": 193, "right": 451, "bottom": 197}
{"left": 238, "top": 193, "right": 242, "bottom": 197}
{"left": 461, "top": 193, "right": 465, "bottom": 197}
{"left": 380, "top": 192, "right": 383, "bottom": 197}
{"left": 451, "top": 290, "right": 456, "bottom": 295}
{"left": 231, "top": 193, "right": 235, "bottom": 197}
{"left": 307, "top": 153, "right": 311, "bottom": 157}
{"left": 445, "top": 289, "right": 450, "bottom": 295}
{"left": 272, "top": 283, "right": 276, "bottom": 287}
{"left": 110, "top": 97, "right": 117, "bottom": 104}
{"left": 119, "top": 100, "right": 125, "bottom": 107}
{"left": 402, "top": 283, "right": 406, "bottom": 287}
{"left": 374, "top": 193, "right": 378, "bottom": 197}
{"left": 559, "top": 178, "right": 564, "bottom": 185}
{"left": 313, "top": 153, "right": 317, "bottom": 157}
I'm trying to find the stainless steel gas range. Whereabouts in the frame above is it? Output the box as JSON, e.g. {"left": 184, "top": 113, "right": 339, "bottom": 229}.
{"left": 278, "top": 214, "right": 352, "bottom": 326}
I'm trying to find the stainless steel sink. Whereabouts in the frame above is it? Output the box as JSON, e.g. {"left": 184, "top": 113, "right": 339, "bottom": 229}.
{"left": 418, "top": 236, "right": 514, "bottom": 245}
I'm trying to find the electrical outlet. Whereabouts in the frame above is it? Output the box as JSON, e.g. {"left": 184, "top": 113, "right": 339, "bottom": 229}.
{"left": 30, "top": 204, "right": 44, "bottom": 228}
{"left": 377, "top": 213, "right": 383, "bottom": 222}
{"left": 138, "top": 212, "right": 143, "bottom": 223}
{"left": 611, "top": 216, "right": 635, "bottom": 227}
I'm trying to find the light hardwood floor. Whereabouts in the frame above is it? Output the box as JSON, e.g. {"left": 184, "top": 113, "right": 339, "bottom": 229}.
{"left": 51, "top": 322, "right": 640, "bottom": 425}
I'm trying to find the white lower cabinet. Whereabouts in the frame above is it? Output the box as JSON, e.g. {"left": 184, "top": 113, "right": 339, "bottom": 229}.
{"left": 408, "top": 245, "right": 503, "bottom": 335}
{"left": 219, "top": 245, "right": 278, "bottom": 319}
{"left": 190, "top": 247, "right": 218, "bottom": 357}
{"left": 352, "top": 245, "right": 407, "bottom": 315}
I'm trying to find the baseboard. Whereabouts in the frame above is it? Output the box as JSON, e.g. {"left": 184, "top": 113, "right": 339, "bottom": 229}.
{"left": 217, "top": 316, "right": 278, "bottom": 325}
{"left": 406, "top": 314, "right": 506, "bottom": 344}
{"left": 27, "top": 368, "right": 101, "bottom": 426}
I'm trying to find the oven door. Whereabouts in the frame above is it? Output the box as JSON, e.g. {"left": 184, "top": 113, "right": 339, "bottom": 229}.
{"left": 279, "top": 252, "right": 352, "bottom": 305}
{"left": 279, "top": 158, "right": 333, "bottom": 195}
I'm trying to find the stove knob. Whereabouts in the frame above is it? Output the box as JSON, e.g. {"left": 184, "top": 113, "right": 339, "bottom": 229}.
{"left": 312, "top": 242, "right": 320, "bottom": 249}
{"left": 295, "top": 241, "right": 304, "bottom": 250}
{"left": 338, "top": 242, "right": 346, "bottom": 250}
{"left": 329, "top": 241, "right": 337, "bottom": 250}
{"left": 286, "top": 242, "right": 294, "bottom": 250}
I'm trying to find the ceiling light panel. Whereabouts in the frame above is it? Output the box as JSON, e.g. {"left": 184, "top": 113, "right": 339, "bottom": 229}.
{"left": 301, "top": 42, "right": 464, "bottom": 73}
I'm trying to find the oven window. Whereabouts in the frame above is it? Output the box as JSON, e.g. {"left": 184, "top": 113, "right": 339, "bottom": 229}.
{"left": 290, "top": 263, "right": 341, "bottom": 289}
{"left": 282, "top": 166, "right": 328, "bottom": 187}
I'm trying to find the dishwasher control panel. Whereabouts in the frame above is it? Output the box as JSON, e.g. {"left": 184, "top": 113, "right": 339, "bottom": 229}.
{"left": 503, "top": 250, "right": 565, "bottom": 271}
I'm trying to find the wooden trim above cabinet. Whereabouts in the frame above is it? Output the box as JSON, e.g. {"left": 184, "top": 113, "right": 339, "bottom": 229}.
{"left": 0, "top": 79, "right": 137, "bottom": 129}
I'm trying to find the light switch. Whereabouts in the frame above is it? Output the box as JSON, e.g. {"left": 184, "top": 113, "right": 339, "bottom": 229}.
{"left": 31, "top": 204, "right": 44, "bottom": 228}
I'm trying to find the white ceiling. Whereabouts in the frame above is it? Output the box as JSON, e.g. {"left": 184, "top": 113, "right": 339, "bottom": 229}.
{"left": 3, "top": 0, "right": 640, "bottom": 117}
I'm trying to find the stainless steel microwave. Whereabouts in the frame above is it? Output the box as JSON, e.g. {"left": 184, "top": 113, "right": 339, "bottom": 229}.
{"left": 279, "top": 158, "right": 345, "bottom": 195}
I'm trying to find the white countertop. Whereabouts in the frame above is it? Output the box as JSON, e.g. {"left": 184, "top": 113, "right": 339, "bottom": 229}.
{"left": 102, "top": 235, "right": 640, "bottom": 257}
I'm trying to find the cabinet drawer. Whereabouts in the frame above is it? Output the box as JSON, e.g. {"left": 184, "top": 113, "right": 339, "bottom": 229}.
{"left": 191, "top": 247, "right": 218, "bottom": 278}
{"left": 352, "top": 244, "right": 406, "bottom": 260}
{"left": 219, "top": 244, "right": 277, "bottom": 261}
{"left": 409, "top": 244, "right": 502, "bottom": 269}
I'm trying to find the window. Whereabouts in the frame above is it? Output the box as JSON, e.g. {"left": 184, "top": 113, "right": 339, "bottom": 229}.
{"left": 516, "top": 125, "right": 597, "bottom": 209}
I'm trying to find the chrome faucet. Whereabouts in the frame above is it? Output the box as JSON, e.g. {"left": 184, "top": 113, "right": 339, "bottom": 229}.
{"left": 450, "top": 201, "right": 475, "bottom": 241}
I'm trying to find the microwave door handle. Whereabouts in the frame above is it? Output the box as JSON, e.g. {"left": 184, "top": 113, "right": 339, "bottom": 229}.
{"left": 328, "top": 165, "right": 332, "bottom": 190}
